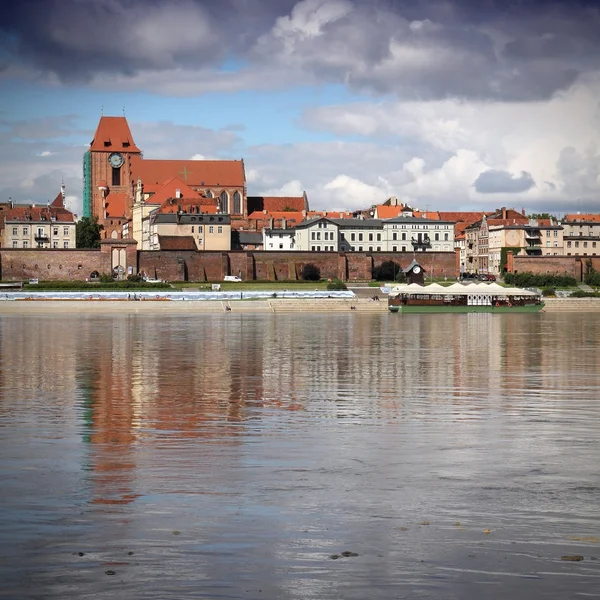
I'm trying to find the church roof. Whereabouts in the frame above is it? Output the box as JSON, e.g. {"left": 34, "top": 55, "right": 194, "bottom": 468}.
{"left": 130, "top": 156, "right": 245, "bottom": 188}
{"left": 156, "top": 196, "right": 219, "bottom": 215}
{"left": 105, "top": 192, "right": 128, "bottom": 218}
{"left": 89, "top": 116, "right": 141, "bottom": 153}
{"left": 145, "top": 178, "right": 202, "bottom": 206}
{"left": 50, "top": 190, "right": 64, "bottom": 209}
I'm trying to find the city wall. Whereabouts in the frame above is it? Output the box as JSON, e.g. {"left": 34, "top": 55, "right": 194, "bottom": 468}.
{"left": 512, "top": 255, "right": 600, "bottom": 282}
{"left": 1, "top": 247, "right": 460, "bottom": 282}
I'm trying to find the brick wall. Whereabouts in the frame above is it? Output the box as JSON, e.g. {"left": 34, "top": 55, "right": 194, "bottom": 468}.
{"left": 1, "top": 248, "right": 460, "bottom": 282}
{"left": 512, "top": 256, "right": 584, "bottom": 281}
{"left": 0, "top": 249, "right": 109, "bottom": 281}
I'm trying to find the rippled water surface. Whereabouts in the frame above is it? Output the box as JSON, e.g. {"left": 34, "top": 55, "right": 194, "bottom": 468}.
{"left": 1, "top": 311, "right": 600, "bottom": 599}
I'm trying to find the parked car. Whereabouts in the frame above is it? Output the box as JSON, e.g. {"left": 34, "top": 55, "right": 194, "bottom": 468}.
{"left": 477, "top": 274, "right": 496, "bottom": 281}
{"left": 224, "top": 275, "right": 242, "bottom": 282}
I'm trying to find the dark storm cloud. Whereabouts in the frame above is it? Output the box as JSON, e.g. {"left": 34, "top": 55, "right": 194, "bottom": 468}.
{"left": 474, "top": 169, "right": 536, "bottom": 194}
{"left": 0, "top": 0, "right": 598, "bottom": 99}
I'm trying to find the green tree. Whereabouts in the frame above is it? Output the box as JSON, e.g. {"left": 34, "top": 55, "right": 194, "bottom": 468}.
{"left": 372, "top": 260, "right": 405, "bottom": 282}
{"left": 300, "top": 263, "right": 321, "bottom": 281}
{"left": 76, "top": 217, "right": 103, "bottom": 248}
{"left": 526, "top": 213, "right": 554, "bottom": 220}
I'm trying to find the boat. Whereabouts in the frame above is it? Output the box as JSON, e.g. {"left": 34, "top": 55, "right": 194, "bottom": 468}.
{"left": 388, "top": 281, "right": 544, "bottom": 313}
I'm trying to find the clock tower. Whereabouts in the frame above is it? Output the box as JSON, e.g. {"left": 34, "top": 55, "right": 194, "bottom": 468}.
{"left": 404, "top": 259, "right": 425, "bottom": 285}
{"left": 84, "top": 116, "right": 141, "bottom": 238}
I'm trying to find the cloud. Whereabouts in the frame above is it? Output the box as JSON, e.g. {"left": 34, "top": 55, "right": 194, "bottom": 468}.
{"left": 474, "top": 170, "right": 536, "bottom": 194}
{"left": 2, "top": 0, "right": 600, "bottom": 101}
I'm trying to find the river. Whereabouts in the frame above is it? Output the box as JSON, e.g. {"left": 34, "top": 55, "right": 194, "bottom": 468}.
{"left": 1, "top": 311, "right": 599, "bottom": 599}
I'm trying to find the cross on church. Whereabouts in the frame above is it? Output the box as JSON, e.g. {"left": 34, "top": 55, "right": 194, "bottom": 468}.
{"left": 179, "top": 165, "right": 193, "bottom": 181}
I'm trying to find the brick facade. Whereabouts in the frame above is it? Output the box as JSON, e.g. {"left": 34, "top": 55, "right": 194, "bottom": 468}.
{"left": 512, "top": 255, "right": 600, "bottom": 282}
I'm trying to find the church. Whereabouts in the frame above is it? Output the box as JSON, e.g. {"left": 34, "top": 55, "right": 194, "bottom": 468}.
{"left": 83, "top": 116, "right": 308, "bottom": 245}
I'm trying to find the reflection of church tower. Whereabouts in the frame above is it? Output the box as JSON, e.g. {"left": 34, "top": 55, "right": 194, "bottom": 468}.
{"left": 83, "top": 116, "right": 141, "bottom": 239}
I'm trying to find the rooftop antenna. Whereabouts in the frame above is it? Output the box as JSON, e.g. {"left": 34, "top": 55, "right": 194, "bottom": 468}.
{"left": 101, "top": 105, "right": 104, "bottom": 116}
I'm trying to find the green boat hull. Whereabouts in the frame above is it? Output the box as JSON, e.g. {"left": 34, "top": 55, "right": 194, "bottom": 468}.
{"left": 389, "top": 304, "right": 544, "bottom": 313}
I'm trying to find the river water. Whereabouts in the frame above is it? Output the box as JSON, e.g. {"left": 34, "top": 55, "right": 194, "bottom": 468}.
{"left": 1, "top": 311, "right": 599, "bottom": 599}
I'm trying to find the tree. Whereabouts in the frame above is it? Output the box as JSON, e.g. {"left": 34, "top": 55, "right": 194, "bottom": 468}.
{"left": 300, "top": 263, "right": 321, "bottom": 281}
{"left": 373, "top": 260, "right": 405, "bottom": 282}
{"left": 526, "top": 213, "right": 554, "bottom": 220}
{"left": 76, "top": 217, "right": 103, "bottom": 248}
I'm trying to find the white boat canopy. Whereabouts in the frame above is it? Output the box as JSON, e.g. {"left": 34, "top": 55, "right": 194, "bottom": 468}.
{"left": 390, "top": 282, "right": 538, "bottom": 297}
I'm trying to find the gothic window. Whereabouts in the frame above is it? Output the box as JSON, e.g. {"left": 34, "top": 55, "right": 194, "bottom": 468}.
{"left": 220, "top": 191, "right": 229, "bottom": 213}
{"left": 112, "top": 167, "right": 121, "bottom": 186}
{"left": 206, "top": 190, "right": 213, "bottom": 198}
{"left": 233, "top": 191, "right": 241, "bottom": 214}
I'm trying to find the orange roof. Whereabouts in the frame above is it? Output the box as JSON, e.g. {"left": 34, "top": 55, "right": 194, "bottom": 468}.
{"left": 3, "top": 205, "right": 75, "bottom": 223}
{"left": 145, "top": 177, "right": 202, "bottom": 206}
{"left": 439, "top": 212, "right": 489, "bottom": 224}
{"left": 105, "top": 192, "right": 127, "bottom": 218}
{"left": 156, "top": 196, "right": 219, "bottom": 215}
{"left": 89, "top": 116, "right": 141, "bottom": 153}
{"left": 247, "top": 210, "right": 304, "bottom": 222}
{"left": 564, "top": 214, "right": 600, "bottom": 222}
{"left": 50, "top": 191, "right": 64, "bottom": 209}
{"left": 306, "top": 210, "right": 353, "bottom": 219}
{"left": 454, "top": 222, "right": 470, "bottom": 237}
{"left": 375, "top": 205, "right": 403, "bottom": 219}
{"left": 247, "top": 195, "right": 307, "bottom": 214}
{"left": 413, "top": 211, "right": 440, "bottom": 220}
{"left": 131, "top": 156, "right": 245, "bottom": 188}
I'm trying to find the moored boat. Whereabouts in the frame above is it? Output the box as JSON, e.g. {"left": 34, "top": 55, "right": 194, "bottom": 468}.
{"left": 388, "top": 282, "right": 544, "bottom": 313}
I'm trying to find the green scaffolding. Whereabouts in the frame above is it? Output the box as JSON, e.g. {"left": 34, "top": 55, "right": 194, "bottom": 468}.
{"left": 82, "top": 151, "right": 92, "bottom": 218}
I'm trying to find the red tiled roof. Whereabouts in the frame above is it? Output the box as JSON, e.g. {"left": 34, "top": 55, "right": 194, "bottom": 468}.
{"left": 306, "top": 210, "right": 353, "bottom": 219}
{"left": 438, "top": 211, "right": 489, "bottom": 224}
{"left": 375, "top": 205, "right": 403, "bottom": 219}
{"left": 105, "top": 192, "right": 128, "bottom": 218}
{"left": 2, "top": 205, "right": 75, "bottom": 223}
{"left": 454, "top": 222, "right": 470, "bottom": 237}
{"left": 247, "top": 211, "right": 304, "bottom": 223}
{"left": 145, "top": 178, "right": 202, "bottom": 206}
{"left": 131, "top": 156, "right": 245, "bottom": 188}
{"left": 413, "top": 211, "right": 440, "bottom": 220}
{"left": 247, "top": 196, "right": 307, "bottom": 214}
{"left": 158, "top": 235, "right": 197, "bottom": 250}
{"left": 564, "top": 214, "right": 600, "bottom": 222}
{"left": 90, "top": 116, "right": 141, "bottom": 153}
{"left": 156, "top": 196, "right": 219, "bottom": 215}
{"left": 50, "top": 191, "right": 64, "bottom": 209}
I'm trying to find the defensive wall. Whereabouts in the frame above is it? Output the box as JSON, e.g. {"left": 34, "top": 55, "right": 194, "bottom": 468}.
{"left": 510, "top": 254, "right": 600, "bottom": 282}
{"left": 1, "top": 246, "right": 460, "bottom": 282}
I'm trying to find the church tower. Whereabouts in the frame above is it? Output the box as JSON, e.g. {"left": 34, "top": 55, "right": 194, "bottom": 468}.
{"left": 84, "top": 116, "right": 141, "bottom": 238}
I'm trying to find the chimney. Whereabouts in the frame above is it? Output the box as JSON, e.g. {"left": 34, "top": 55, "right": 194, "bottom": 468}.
{"left": 501, "top": 207, "right": 506, "bottom": 220}
{"left": 521, "top": 208, "right": 525, "bottom": 216}
{"left": 175, "top": 188, "right": 181, "bottom": 199}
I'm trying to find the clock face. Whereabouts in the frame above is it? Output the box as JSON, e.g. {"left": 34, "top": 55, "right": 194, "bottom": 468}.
{"left": 413, "top": 266, "right": 421, "bottom": 274}
{"left": 109, "top": 153, "right": 124, "bottom": 168}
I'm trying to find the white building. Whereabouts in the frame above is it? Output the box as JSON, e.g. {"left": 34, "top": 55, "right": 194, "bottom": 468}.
{"left": 263, "top": 228, "right": 296, "bottom": 250}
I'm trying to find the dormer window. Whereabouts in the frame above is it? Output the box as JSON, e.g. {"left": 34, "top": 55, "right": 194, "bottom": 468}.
{"left": 104, "top": 140, "right": 111, "bottom": 147}
{"left": 123, "top": 141, "right": 130, "bottom": 147}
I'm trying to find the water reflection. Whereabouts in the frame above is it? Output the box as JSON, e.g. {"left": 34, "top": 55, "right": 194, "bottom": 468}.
{"left": 1, "top": 312, "right": 599, "bottom": 599}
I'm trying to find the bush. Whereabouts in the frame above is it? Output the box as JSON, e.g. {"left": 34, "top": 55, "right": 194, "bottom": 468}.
{"left": 504, "top": 272, "right": 577, "bottom": 288}
{"left": 127, "top": 274, "right": 144, "bottom": 282}
{"left": 570, "top": 290, "right": 600, "bottom": 298}
{"left": 300, "top": 263, "right": 321, "bottom": 281}
{"left": 326, "top": 278, "right": 347, "bottom": 291}
{"left": 372, "top": 260, "right": 405, "bottom": 282}
{"left": 100, "top": 272, "right": 113, "bottom": 283}
{"left": 542, "top": 287, "right": 556, "bottom": 297}
{"left": 23, "top": 280, "right": 171, "bottom": 290}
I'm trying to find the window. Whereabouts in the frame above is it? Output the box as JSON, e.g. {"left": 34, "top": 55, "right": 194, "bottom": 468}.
{"left": 358, "top": 233, "right": 363, "bottom": 241}
{"left": 546, "top": 241, "right": 551, "bottom": 247}
{"left": 112, "top": 167, "right": 120, "bottom": 186}
{"left": 279, "top": 244, "right": 283, "bottom": 249}
{"left": 311, "top": 232, "right": 316, "bottom": 240}
{"left": 575, "top": 241, "right": 579, "bottom": 248}
{"left": 23, "top": 227, "right": 28, "bottom": 235}
{"left": 198, "top": 239, "right": 203, "bottom": 246}
{"left": 546, "top": 230, "right": 550, "bottom": 237}
{"left": 63, "top": 241, "right": 69, "bottom": 248}
{"left": 369, "top": 246, "right": 373, "bottom": 251}
{"left": 209, "top": 226, "right": 214, "bottom": 233}
{"left": 233, "top": 191, "right": 241, "bottom": 214}
{"left": 311, "top": 246, "right": 316, "bottom": 251}
{"left": 369, "top": 233, "right": 373, "bottom": 241}
{"left": 554, "top": 242, "right": 558, "bottom": 247}
{"left": 358, "top": 246, "right": 363, "bottom": 251}
{"left": 401, "top": 233, "right": 406, "bottom": 240}
{"left": 584, "top": 242, "right": 588, "bottom": 248}
{"left": 53, "top": 227, "right": 58, "bottom": 235}
{"left": 554, "top": 230, "right": 558, "bottom": 237}
{"left": 377, "top": 246, "right": 381, "bottom": 251}
{"left": 37, "top": 227, "right": 44, "bottom": 237}
{"left": 217, "top": 226, "right": 222, "bottom": 234}
{"left": 377, "top": 233, "right": 381, "bottom": 242}
{"left": 351, "top": 233, "right": 355, "bottom": 241}
{"left": 198, "top": 225, "right": 203, "bottom": 233}
{"left": 53, "top": 241, "right": 58, "bottom": 248}
{"left": 594, "top": 242, "right": 597, "bottom": 248}
{"left": 392, "top": 233, "right": 397, "bottom": 241}
{"left": 12, "top": 241, "right": 17, "bottom": 248}
{"left": 23, "top": 241, "right": 28, "bottom": 248}
{"left": 219, "top": 191, "right": 229, "bottom": 213}
{"left": 401, "top": 245, "right": 407, "bottom": 251}
{"left": 316, "top": 232, "right": 321, "bottom": 240}
{"left": 206, "top": 190, "right": 213, "bottom": 198}
{"left": 12, "top": 227, "right": 17, "bottom": 236}
{"left": 191, "top": 226, "right": 195, "bottom": 233}
{"left": 567, "top": 241, "right": 572, "bottom": 247}
{"left": 435, "top": 233, "right": 440, "bottom": 241}
{"left": 444, "top": 233, "right": 449, "bottom": 241}
{"left": 392, "top": 246, "right": 397, "bottom": 251}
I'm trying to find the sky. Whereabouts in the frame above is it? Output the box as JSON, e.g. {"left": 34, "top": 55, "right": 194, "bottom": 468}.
{"left": 1, "top": 0, "right": 599, "bottom": 216}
